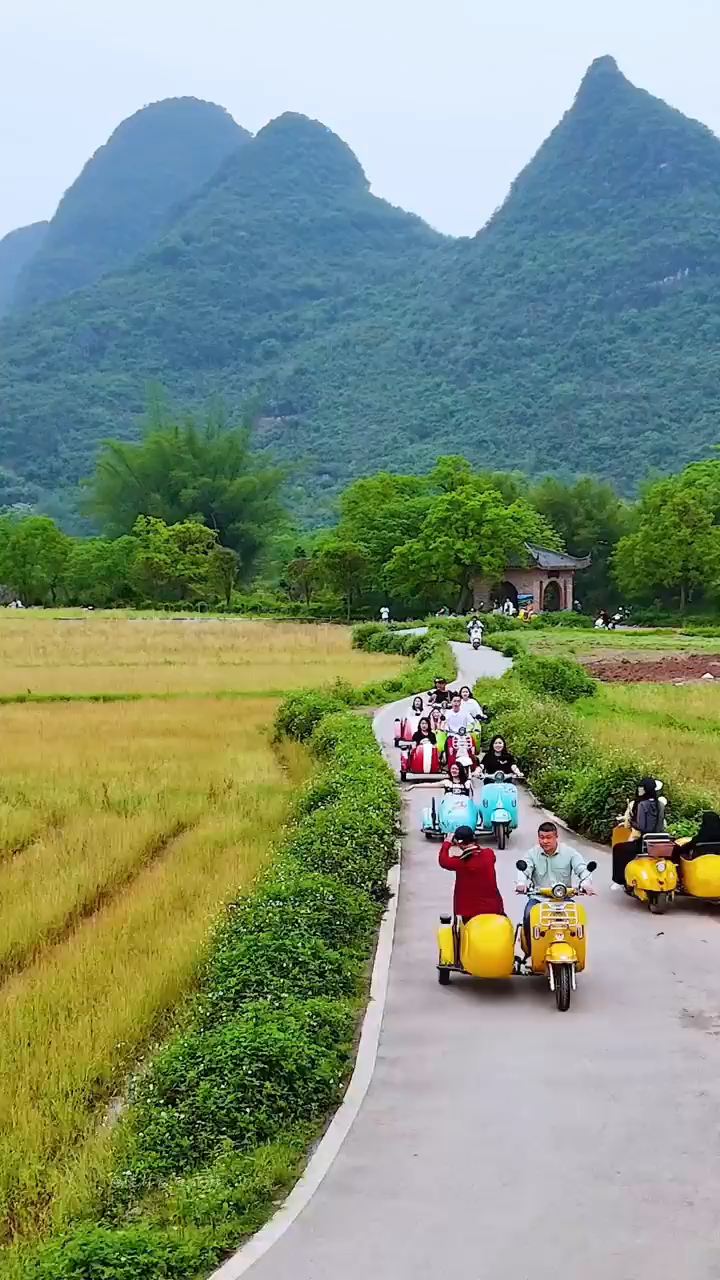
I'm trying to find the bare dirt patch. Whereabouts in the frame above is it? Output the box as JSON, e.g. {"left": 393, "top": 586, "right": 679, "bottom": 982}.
{"left": 585, "top": 654, "right": 720, "bottom": 683}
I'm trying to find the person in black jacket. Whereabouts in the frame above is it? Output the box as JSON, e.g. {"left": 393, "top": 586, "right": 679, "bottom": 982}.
{"left": 612, "top": 778, "right": 666, "bottom": 885}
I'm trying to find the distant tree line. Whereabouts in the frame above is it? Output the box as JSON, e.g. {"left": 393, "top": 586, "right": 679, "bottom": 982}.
{"left": 1, "top": 402, "right": 717, "bottom": 616}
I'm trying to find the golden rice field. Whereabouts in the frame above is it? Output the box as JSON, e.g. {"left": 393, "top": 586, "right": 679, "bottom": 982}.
{"left": 577, "top": 681, "right": 720, "bottom": 805}
{"left": 0, "top": 614, "right": 402, "bottom": 1244}
{"left": 0, "top": 612, "right": 406, "bottom": 696}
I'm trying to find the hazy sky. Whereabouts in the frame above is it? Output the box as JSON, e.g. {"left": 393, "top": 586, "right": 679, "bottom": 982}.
{"left": 2, "top": 0, "right": 720, "bottom": 241}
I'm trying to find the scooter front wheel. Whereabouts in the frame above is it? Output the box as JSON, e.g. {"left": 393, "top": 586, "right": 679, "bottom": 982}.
{"left": 649, "top": 892, "right": 669, "bottom": 914}
{"left": 554, "top": 965, "right": 571, "bottom": 1012}
{"left": 494, "top": 822, "right": 507, "bottom": 850}
{"left": 438, "top": 968, "right": 451, "bottom": 986}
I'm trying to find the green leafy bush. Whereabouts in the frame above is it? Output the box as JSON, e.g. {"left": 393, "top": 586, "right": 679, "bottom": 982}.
{"left": 198, "top": 933, "right": 361, "bottom": 1027}
{"left": 513, "top": 654, "right": 597, "bottom": 702}
{"left": 123, "top": 998, "right": 354, "bottom": 1186}
{"left": 478, "top": 667, "right": 712, "bottom": 844}
{"left": 221, "top": 871, "right": 380, "bottom": 956}
{"left": 3, "top": 1223, "right": 218, "bottom": 1280}
{"left": 489, "top": 696, "right": 591, "bottom": 777}
{"left": 528, "top": 612, "right": 594, "bottom": 629}
{"left": 273, "top": 687, "right": 350, "bottom": 741}
{"left": 485, "top": 634, "right": 524, "bottom": 658}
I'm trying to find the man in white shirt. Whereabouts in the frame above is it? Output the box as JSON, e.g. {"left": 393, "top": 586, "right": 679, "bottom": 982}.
{"left": 444, "top": 694, "right": 476, "bottom": 736}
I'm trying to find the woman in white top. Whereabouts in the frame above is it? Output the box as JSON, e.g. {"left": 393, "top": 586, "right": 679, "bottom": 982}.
{"left": 458, "top": 685, "right": 486, "bottom": 722}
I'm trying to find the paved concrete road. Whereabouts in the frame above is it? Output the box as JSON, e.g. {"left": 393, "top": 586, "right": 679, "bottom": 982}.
{"left": 245, "top": 644, "right": 720, "bottom": 1279}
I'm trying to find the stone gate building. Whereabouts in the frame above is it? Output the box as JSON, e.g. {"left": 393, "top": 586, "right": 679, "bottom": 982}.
{"left": 471, "top": 543, "right": 590, "bottom": 613}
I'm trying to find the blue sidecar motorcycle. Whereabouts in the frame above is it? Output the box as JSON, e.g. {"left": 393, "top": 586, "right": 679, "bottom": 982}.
{"left": 422, "top": 790, "right": 479, "bottom": 841}
{"left": 422, "top": 773, "right": 520, "bottom": 847}
{"left": 478, "top": 771, "right": 519, "bottom": 848}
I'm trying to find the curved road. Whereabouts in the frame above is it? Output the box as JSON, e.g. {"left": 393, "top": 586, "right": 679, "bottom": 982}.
{"left": 234, "top": 643, "right": 720, "bottom": 1279}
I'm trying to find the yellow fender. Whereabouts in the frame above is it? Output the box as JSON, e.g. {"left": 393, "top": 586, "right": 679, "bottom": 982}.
{"left": 625, "top": 856, "right": 678, "bottom": 899}
{"left": 544, "top": 941, "right": 577, "bottom": 966}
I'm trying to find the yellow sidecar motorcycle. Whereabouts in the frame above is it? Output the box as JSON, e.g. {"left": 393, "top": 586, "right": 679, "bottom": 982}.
{"left": 436, "top": 858, "right": 596, "bottom": 1012}
{"left": 613, "top": 827, "right": 678, "bottom": 914}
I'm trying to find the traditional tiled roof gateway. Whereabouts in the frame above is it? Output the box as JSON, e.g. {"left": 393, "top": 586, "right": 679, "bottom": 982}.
{"left": 524, "top": 543, "right": 592, "bottom": 570}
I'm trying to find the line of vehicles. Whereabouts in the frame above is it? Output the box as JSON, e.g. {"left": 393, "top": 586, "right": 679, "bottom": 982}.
{"left": 394, "top": 664, "right": 720, "bottom": 1013}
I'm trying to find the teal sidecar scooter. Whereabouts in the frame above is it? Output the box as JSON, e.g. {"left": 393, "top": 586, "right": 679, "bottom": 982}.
{"left": 422, "top": 790, "right": 480, "bottom": 841}
{"left": 422, "top": 772, "right": 519, "bottom": 848}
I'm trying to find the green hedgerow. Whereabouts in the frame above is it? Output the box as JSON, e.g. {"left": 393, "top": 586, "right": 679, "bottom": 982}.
{"left": 513, "top": 654, "right": 597, "bottom": 703}
{"left": 2, "top": 1223, "right": 218, "bottom": 1280}
{"left": 122, "top": 999, "right": 354, "bottom": 1190}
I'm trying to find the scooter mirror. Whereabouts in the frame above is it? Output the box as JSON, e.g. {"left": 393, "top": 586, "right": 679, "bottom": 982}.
{"left": 586, "top": 860, "right": 597, "bottom": 872}
{"left": 515, "top": 859, "right": 528, "bottom": 872}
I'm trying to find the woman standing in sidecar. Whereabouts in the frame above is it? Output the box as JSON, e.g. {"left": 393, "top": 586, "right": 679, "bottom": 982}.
{"left": 394, "top": 694, "right": 425, "bottom": 747}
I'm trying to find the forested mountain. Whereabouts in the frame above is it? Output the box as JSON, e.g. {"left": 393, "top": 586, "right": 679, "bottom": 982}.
{"left": 3, "top": 57, "right": 720, "bottom": 516}
{"left": 0, "top": 222, "right": 48, "bottom": 316}
{"left": 0, "top": 112, "right": 443, "bottom": 505}
{"left": 10, "top": 98, "right": 247, "bottom": 312}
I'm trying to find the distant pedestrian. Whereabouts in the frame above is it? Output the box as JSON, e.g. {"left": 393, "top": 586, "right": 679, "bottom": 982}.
{"left": 379, "top": 605, "right": 390, "bottom": 623}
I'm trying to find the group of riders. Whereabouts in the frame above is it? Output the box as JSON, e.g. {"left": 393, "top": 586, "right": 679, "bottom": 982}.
{"left": 405, "top": 669, "right": 720, "bottom": 953}
{"left": 405, "top": 674, "right": 521, "bottom": 783}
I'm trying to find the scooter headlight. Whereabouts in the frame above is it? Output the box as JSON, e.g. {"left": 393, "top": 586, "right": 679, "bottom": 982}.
{"left": 656, "top": 860, "right": 667, "bottom": 873}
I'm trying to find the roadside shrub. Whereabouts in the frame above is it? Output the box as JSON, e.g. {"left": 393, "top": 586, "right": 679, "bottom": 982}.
{"left": 558, "top": 758, "right": 643, "bottom": 842}
{"left": 513, "top": 654, "right": 597, "bottom": 702}
{"left": 530, "top": 766, "right": 578, "bottom": 815}
{"left": 198, "top": 933, "right": 361, "bottom": 1026}
{"left": 4, "top": 1223, "right": 217, "bottom": 1280}
{"left": 529, "top": 612, "right": 594, "bottom": 629}
{"left": 273, "top": 688, "right": 349, "bottom": 741}
{"left": 288, "top": 793, "right": 396, "bottom": 899}
{"left": 123, "top": 999, "right": 354, "bottom": 1187}
{"left": 221, "top": 871, "right": 380, "bottom": 956}
{"left": 479, "top": 667, "right": 713, "bottom": 844}
{"left": 485, "top": 634, "right": 524, "bottom": 658}
{"left": 482, "top": 692, "right": 591, "bottom": 777}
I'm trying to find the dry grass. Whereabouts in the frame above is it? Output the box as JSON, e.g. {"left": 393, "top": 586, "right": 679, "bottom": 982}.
{"left": 0, "top": 612, "right": 402, "bottom": 1242}
{"left": 0, "top": 696, "right": 310, "bottom": 1241}
{"left": 0, "top": 613, "right": 406, "bottom": 696}
{"left": 577, "top": 682, "right": 720, "bottom": 805}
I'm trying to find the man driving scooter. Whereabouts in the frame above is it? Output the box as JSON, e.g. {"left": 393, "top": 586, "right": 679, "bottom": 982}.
{"left": 444, "top": 693, "right": 477, "bottom": 736}
{"left": 516, "top": 821, "right": 595, "bottom": 952}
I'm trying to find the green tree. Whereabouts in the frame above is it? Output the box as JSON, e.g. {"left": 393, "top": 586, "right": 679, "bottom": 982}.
{"left": 613, "top": 471, "right": 720, "bottom": 609}
{"left": 86, "top": 406, "right": 284, "bottom": 578}
{"left": 129, "top": 516, "right": 223, "bottom": 604}
{"left": 207, "top": 545, "right": 240, "bottom": 608}
{"left": 386, "top": 488, "right": 558, "bottom": 612}
{"left": 285, "top": 550, "right": 321, "bottom": 605}
{"left": 336, "top": 473, "right": 431, "bottom": 576}
{"left": 316, "top": 536, "right": 370, "bottom": 620}
{"left": 62, "top": 536, "right": 137, "bottom": 606}
{"left": 529, "top": 475, "right": 631, "bottom": 608}
{"left": 0, "top": 515, "right": 70, "bottom": 604}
